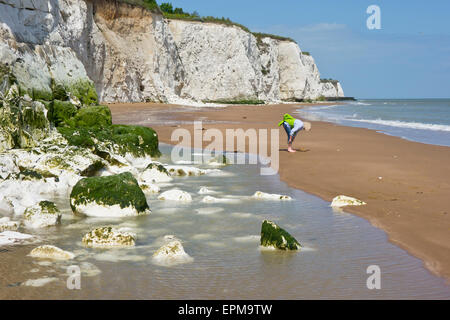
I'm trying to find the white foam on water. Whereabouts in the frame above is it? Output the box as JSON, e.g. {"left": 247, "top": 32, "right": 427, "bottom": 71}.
{"left": 191, "top": 233, "right": 213, "bottom": 240}
{"left": 349, "top": 118, "right": 450, "bottom": 132}
{"left": 205, "top": 241, "right": 226, "bottom": 248}
{"left": 230, "top": 212, "right": 259, "bottom": 219}
{"left": 154, "top": 208, "right": 180, "bottom": 215}
{"left": 93, "top": 251, "right": 146, "bottom": 263}
{"left": 146, "top": 227, "right": 172, "bottom": 237}
{"left": 195, "top": 207, "right": 224, "bottom": 215}
{"left": 233, "top": 235, "right": 260, "bottom": 243}
{"left": 201, "top": 196, "right": 241, "bottom": 204}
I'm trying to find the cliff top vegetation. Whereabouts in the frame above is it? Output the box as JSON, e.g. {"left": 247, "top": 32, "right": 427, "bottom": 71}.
{"left": 117, "top": 0, "right": 295, "bottom": 43}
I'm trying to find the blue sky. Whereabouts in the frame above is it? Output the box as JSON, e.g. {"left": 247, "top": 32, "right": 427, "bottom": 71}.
{"left": 161, "top": 1, "right": 450, "bottom": 99}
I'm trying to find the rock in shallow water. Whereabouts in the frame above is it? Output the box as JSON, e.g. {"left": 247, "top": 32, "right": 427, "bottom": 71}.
{"left": 139, "top": 162, "right": 172, "bottom": 183}
{"left": 29, "top": 245, "right": 75, "bottom": 260}
{"left": 23, "top": 200, "right": 61, "bottom": 228}
{"left": 158, "top": 189, "right": 192, "bottom": 202}
{"left": 70, "top": 172, "right": 150, "bottom": 217}
{"left": 0, "top": 231, "right": 34, "bottom": 246}
{"left": 82, "top": 227, "right": 136, "bottom": 248}
{"left": 0, "top": 217, "right": 20, "bottom": 232}
{"left": 253, "top": 191, "right": 292, "bottom": 200}
{"left": 330, "top": 195, "right": 366, "bottom": 207}
{"left": 152, "top": 240, "right": 194, "bottom": 267}
{"left": 260, "top": 220, "right": 301, "bottom": 251}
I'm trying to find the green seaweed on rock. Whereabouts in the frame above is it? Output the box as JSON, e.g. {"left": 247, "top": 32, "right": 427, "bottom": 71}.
{"left": 260, "top": 220, "right": 301, "bottom": 251}
{"left": 70, "top": 172, "right": 150, "bottom": 214}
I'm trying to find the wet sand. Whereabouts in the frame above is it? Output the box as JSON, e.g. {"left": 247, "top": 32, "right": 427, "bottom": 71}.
{"left": 109, "top": 102, "right": 450, "bottom": 281}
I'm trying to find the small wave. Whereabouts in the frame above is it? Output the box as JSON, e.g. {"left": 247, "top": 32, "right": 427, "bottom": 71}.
{"left": 349, "top": 118, "right": 450, "bottom": 132}
{"left": 349, "top": 101, "right": 371, "bottom": 106}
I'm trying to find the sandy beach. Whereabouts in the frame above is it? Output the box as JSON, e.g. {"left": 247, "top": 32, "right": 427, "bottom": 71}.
{"left": 109, "top": 102, "right": 450, "bottom": 281}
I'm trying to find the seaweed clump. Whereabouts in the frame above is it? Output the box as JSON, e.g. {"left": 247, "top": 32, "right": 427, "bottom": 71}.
{"left": 260, "top": 220, "right": 301, "bottom": 251}
{"left": 70, "top": 172, "right": 150, "bottom": 214}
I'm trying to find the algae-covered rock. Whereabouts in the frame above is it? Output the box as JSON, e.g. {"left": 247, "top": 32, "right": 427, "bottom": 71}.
{"left": 29, "top": 245, "right": 75, "bottom": 260}
{"left": 0, "top": 84, "right": 51, "bottom": 151}
{"left": 140, "top": 162, "right": 173, "bottom": 183}
{"left": 70, "top": 172, "right": 150, "bottom": 217}
{"left": 152, "top": 240, "right": 194, "bottom": 267}
{"left": 49, "top": 103, "right": 111, "bottom": 128}
{"left": 66, "top": 105, "right": 112, "bottom": 128}
{"left": 165, "top": 165, "right": 205, "bottom": 176}
{"left": 47, "top": 100, "right": 78, "bottom": 127}
{"left": 58, "top": 124, "right": 161, "bottom": 158}
{"left": 23, "top": 201, "right": 61, "bottom": 228}
{"left": 207, "top": 154, "right": 229, "bottom": 166}
{"left": 260, "top": 220, "right": 301, "bottom": 251}
{"left": 330, "top": 195, "right": 366, "bottom": 208}
{"left": 82, "top": 227, "right": 136, "bottom": 248}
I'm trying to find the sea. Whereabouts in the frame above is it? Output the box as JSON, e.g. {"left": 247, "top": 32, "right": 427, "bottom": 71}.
{"left": 295, "top": 99, "right": 450, "bottom": 147}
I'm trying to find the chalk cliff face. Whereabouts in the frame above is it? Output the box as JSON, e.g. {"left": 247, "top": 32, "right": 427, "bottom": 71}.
{"left": 0, "top": 0, "right": 344, "bottom": 103}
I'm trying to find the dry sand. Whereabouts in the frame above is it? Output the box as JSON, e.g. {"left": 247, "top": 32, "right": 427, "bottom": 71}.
{"left": 109, "top": 102, "right": 450, "bottom": 281}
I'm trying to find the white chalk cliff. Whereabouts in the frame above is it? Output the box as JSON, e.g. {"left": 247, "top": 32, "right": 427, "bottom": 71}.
{"left": 0, "top": 0, "right": 344, "bottom": 104}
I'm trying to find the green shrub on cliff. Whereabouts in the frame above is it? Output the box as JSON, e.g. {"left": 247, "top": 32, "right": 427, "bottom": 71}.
{"left": 119, "top": 0, "right": 160, "bottom": 12}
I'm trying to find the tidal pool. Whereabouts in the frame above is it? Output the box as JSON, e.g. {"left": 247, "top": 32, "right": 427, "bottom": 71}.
{"left": 1, "top": 144, "right": 449, "bottom": 299}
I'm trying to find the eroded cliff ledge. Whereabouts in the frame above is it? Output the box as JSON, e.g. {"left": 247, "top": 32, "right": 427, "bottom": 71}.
{"left": 0, "top": 0, "right": 345, "bottom": 103}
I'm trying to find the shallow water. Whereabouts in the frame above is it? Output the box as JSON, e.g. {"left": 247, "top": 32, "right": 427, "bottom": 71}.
{"left": 3, "top": 144, "right": 449, "bottom": 299}
{"left": 296, "top": 99, "right": 450, "bottom": 147}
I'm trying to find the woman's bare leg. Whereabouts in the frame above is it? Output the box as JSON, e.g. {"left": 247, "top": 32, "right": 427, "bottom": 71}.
{"left": 288, "top": 136, "right": 296, "bottom": 152}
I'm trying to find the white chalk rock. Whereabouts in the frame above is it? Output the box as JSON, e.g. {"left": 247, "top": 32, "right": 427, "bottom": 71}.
{"left": 74, "top": 202, "right": 148, "bottom": 218}
{"left": 331, "top": 195, "right": 366, "bottom": 207}
{"left": 139, "top": 183, "right": 160, "bottom": 194}
{"left": 152, "top": 240, "right": 193, "bottom": 267}
{"left": 21, "top": 277, "right": 59, "bottom": 287}
{"left": 253, "top": 191, "right": 292, "bottom": 200}
{"left": 0, "top": 217, "right": 20, "bottom": 232}
{"left": 207, "top": 155, "right": 229, "bottom": 166}
{"left": 158, "top": 189, "right": 192, "bottom": 202}
{"left": 29, "top": 245, "right": 75, "bottom": 260}
{"left": 140, "top": 163, "right": 173, "bottom": 183}
{"left": 198, "top": 187, "right": 215, "bottom": 194}
{"left": 0, "top": 154, "right": 19, "bottom": 179}
{"left": 0, "top": 231, "right": 34, "bottom": 246}
{"left": 201, "top": 196, "right": 240, "bottom": 204}
{"left": 165, "top": 165, "right": 205, "bottom": 177}
{"left": 23, "top": 201, "right": 61, "bottom": 228}
{"left": 82, "top": 227, "right": 136, "bottom": 248}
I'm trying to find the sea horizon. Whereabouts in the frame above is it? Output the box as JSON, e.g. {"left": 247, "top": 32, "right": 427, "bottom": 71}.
{"left": 296, "top": 98, "right": 450, "bottom": 147}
